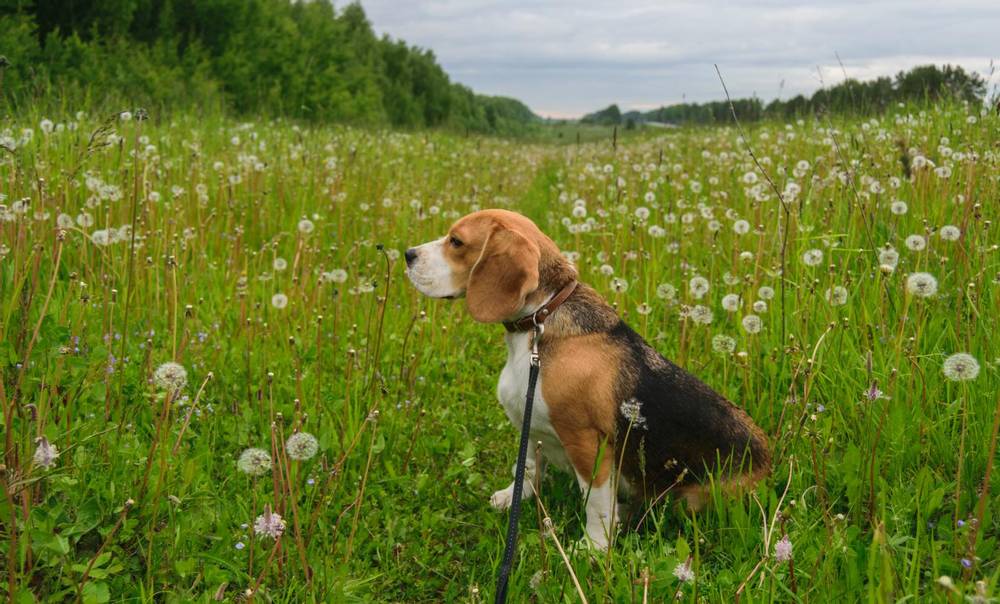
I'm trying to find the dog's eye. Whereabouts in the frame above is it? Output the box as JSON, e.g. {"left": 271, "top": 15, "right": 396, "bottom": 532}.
{"left": 449, "top": 236, "right": 463, "bottom": 248}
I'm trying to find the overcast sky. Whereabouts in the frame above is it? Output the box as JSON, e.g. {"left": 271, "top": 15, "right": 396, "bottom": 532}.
{"left": 360, "top": 0, "right": 999, "bottom": 118}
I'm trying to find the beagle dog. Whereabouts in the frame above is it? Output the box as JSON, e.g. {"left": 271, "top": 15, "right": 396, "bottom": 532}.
{"left": 405, "top": 209, "right": 770, "bottom": 550}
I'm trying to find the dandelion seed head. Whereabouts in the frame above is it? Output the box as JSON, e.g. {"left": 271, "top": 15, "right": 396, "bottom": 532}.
{"left": 712, "top": 334, "right": 736, "bottom": 354}
{"left": 619, "top": 398, "right": 647, "bottom": 429}
{"left": 297, "top": 218, "right": 315, "bottom": 234}
{"left": 688, "top": 276, "right": 710, "bottom": 299}
{"left": 237, "top": 448, "right": 272, "bottom": 476}
{"left": 905, "top": 234, "right": 926, "bottom": 251}
{"left": 742, "top": 314, "right": 763, "bottom": 334}
{"left": 721, "top": 293, "right": 741, "bottom": 312}
{"left": 939, "top": 225, "right": 960, "bottom": 241}
{"left": 689, "top": 304, "right": 714, "bottom": 325}
{"left": 656, "top": 283, "right": 677, "bottom": 300}
{"left": 271, "top": 293, "right": 289, "bottom": 309}
{"left": 905, "top": 272, "right": 938, "bottom": 298}
{"left": 943, "top": 353, "right": 979, "bottom": 382}
{"left": 153, "top": 361, "right": 188, "bottom": 393}
{"left": 879, "top": 247, "right": 899, "bottom": 268}
{"left": 802, "top": 249, "right": 823, "bottom": 267}
{"left": 825, "top": 285, "right": 849, "bottom": 306}
{"left": 285, "top": 432, "right": 319, "bottom": 461}
{"left": 90, "top": 229, "right": 112, "bottom": 246}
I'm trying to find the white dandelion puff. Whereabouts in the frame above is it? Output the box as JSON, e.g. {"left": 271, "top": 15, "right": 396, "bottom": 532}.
{"left": 905, "top": 235, "right": 926, "bottom": 251}
{"left": 271, "top": 293, "right": 289, "bottom": 309}
{"left": 90, "top": 229, "right": 112, "bottom": 246}
{"left": 721, "top": 293, "right": 741, "bottom": 312}
{"left": 285, "top": 432, "right": 319, "bottom": 461}
{"left": 802, "top": 249, "right": 823, "bottom": 267}
{"left": 712, "top": 334, "right": 736, "bottom": 354}
{"left": 939, "top": 225, "right": 961, "bottom": 241}
{"left": 619, "top": 398, "right": 647, "bottom": 430}
{"left": 825, "top": 286, "right": 848, "bottom": 306}
{"left": 153, "top": 362, "right": 188, "bottom": 393}
{"left": 689, "top": 305, "right": 714, "bottom": 325}
{"left": 238, "top": 448, "right": 272, "bottom": 476}
{"left": 905, "top": 273, "right": 938, "bottom": 298}
{"left": 656, "top": 283, "right": 677, "bottom": 300}
{"left": 878, "top": 248, "right": 899, "bottom": 269}
{"left": 688, "top": 276, "right": 710, "bottom": 299}
{"left": 741, "top": 314, "right": 763, "bottom": 334}
{"left": 942, "top": 353, "right": 979, "bottom": 382}
{"left": 327, "top": 269, "right": 348, "bottom": 284}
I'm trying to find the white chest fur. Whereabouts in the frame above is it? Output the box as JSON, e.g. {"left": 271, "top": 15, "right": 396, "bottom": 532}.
{"left": 496, "top": 332, "right": 572, "bottom": 472}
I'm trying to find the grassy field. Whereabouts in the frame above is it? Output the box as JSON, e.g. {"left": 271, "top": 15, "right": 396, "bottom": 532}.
{"left": 1, "top": 103, "right": 998, "bottom": 603}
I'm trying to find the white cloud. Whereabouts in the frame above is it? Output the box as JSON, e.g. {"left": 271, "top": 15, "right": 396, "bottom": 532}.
{"left": 360, "top": 0, "right": 1000, "bottom": 117}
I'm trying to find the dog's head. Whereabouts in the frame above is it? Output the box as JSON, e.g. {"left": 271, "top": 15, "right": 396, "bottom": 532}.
{"left": 405, "top": 209, "right": 574, "bottom": 322}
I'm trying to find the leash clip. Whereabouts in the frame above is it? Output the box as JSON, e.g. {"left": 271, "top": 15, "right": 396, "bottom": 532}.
{"left": 529, "top": 323, "right": 543, "bottom": 367}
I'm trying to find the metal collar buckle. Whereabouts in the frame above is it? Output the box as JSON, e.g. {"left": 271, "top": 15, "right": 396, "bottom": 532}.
{"left": 529, "top": 323, "right": 543, "bottom": 366}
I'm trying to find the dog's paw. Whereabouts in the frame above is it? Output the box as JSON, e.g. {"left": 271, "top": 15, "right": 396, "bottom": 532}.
{"left": 578, "top": 532, "right": 611, "bottom": 552}
{"left": 490, "top": 485, "right": 515, "bottom": 510}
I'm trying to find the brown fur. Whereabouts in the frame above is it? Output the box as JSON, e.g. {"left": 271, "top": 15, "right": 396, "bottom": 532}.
{"left": 540, "top": 334, "right": 632, "bottom": 486}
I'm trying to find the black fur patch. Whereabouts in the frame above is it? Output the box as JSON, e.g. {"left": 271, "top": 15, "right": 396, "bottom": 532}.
{"left": 607, "top": 321, "right": 769, "bottom": 499}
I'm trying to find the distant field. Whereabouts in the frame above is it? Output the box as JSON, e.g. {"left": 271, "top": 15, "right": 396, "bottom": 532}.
{"left": 1, "top": 104, "right": 997, "bottom": 602}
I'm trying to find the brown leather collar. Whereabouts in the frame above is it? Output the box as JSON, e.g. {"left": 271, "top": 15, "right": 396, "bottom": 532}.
{"left": 503, "top": 280, "right": 578, "bottom": 333}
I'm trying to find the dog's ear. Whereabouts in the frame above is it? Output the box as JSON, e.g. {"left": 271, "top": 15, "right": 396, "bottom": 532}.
{"left": 467, "top": 225, "right": 540, "bottom": 323}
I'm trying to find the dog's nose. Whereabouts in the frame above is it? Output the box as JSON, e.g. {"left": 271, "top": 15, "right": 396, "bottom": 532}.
{"left": 404, "top": 248, "right": 418, "bottom": 267}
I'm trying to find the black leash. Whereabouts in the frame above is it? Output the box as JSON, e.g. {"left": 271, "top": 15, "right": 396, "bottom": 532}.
{"left": 494, "top": 325, "right": 542, "bottom": 604}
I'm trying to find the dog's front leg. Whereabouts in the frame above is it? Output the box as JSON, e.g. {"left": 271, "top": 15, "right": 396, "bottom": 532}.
{"left": 490, "top": 444, "right": 543, "bottom": 510}
{"left": 563, "top": 430, "right": 618, "bottom": 551}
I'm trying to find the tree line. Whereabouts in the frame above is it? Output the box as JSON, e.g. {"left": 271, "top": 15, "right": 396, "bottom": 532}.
{"left": 0, "top": 0, "right": 539, "bottom": 134}
{"left": 581, "top": 64, "right": 988, "bottom": 126}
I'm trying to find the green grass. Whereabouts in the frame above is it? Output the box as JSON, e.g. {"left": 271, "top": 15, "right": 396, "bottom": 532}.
{"left": 1, "top": 103, "right": 998, "bottom": 603}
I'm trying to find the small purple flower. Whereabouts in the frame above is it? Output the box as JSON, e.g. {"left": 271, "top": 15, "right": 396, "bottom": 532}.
{"left": 957, "top": 519, "right": 965, "bottom": 528}
{"left": 865, "top": 382, "right": 885, "bottom": 402}
{"left": 307, "top": 478, "right": 315, "bottom": 486}
{"left": 235, "top": 542, "right": 245, "bottom": 550}
{"left": 774, "top": 535, "right": 793, "bottom": 563}
{"left": 961, "top": 558, "right": 972, "bottom": 569}
{"left": 253, "top": 505, "right": 286, "bottom": 539}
